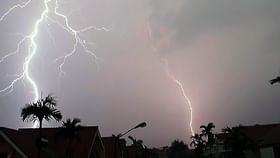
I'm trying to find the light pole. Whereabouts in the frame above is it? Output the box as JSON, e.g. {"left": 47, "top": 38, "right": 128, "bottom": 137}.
{"left": 118, "top": 122, "right": 147, "bottom": 138}
{"left": 114, "top": 122, "right": 147, "bottom": 158}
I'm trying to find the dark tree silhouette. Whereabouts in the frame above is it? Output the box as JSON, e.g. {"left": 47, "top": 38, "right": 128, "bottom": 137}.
{"left": 57, "top": 118, "right": 81, "bottom": 158}
{"left": 143, "top": 148, "right": 159, "bottom": 158}
{"left": 270, "top": 76, "right": 280, "bottom": 84}
{"left": 222, "top": 126, "right": 256, "bottom": 158}
{"left": 200, "top": 122, "right": 216, "bottom": 157}
{"left": 168, "top": 140, "right": 189, "bottom": 158}
{"left": 128, "top": 135, "right": 144, "bottom": 148}
{"left": 190, "top": 134, "right": 206, "bottom": 157}
{"left": 21, "top": 94, "right": 62, "bottom": 158}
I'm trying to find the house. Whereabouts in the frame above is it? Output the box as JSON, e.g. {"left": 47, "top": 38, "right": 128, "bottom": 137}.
{"left": 20, "top": 126, "right": 105, "bottom": 158}
{"left": 101, "top": 136, "right": 127, "bottom": 158}
{"left": 0, "top": 127, "right": 38, "bottom": 158}
{"left": 126, "top": 145, "right": 145, "bottom": 158}
{"left": 0, "top": 126, "right": 105, "bottom": 158}
{"left": 214, "top": 123, "right": 280, "bottom": 158}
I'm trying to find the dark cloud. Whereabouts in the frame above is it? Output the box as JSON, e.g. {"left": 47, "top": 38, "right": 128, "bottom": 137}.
{"left": 151, "top": 0, "right": 280, "bottom": 46}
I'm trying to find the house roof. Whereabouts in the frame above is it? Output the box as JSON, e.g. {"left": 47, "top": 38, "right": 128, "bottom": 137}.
{"left": 0, "top": 127, "right": 34, "bottom": 158}
{"left": 102, "top": 136, "right": 126, "bottom": 158}
{"left": 126, "top": 145, "right": 144, "bottom": 158}
{"left": 217, "top": 123, "right": 280, "bottom": 147}
{"left": 19, "top": 126, "right": 100, "bottom": 158}
{"left": 241, "top": 124, "right": 280, "bottom": 146}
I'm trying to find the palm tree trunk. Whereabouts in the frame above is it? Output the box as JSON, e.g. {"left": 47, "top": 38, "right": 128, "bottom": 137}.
{"left": 38, "top": 120, "right": 43, "bottom": 158}
{"left": 69, "top": 139, "right": 72, "bottom": 158}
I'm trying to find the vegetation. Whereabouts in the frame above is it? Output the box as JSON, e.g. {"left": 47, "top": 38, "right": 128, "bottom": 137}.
{"left": 21, "top": 94, "right": 62, "bottom": 158}
{"left": 270, "top": 76, "right": 280, "bottom": 84}
{"left": 190, "top": 133, "right": 206, "bottom": 157}
{"left": 190, "top": 122, "right": 216, "bottom": 157}
{"left": 128, "top": 135, "right": 144, "bottom": 148}
{"left": 168, "top": 140, "right": 190, "bottom": 158}
{"left": 57, "top": 118, "right": 82, "bottom": 158}
{"left": 200, "top": 122, "right": 215, "bottom": 157}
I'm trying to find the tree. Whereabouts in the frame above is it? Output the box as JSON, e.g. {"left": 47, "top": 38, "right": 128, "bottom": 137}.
{"left": 57, "top": 118, "right": 81, "bottom": 158}
{"left": 190, "top": 134, "right": 206, "bottom": 157}
{"left": 168, "top": 140, "right": 189, "bottom": 158}
{"left": 143, "top": 147, "right": 159, "bottom": 158}
{"left": 200, "top": 123, "right": 216, "bottom": 157}
{"left": 270, "top": 76, "right": 280, "bottom": 84}
{"left": 128, "top": 135, "right": 144, "bottom": 148}
{"left": 21, "top": 94, "right": 62, "bottom": 158}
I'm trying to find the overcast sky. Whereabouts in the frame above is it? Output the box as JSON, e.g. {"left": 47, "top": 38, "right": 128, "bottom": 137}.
{"left": 1, "top": 0, "right": 280, "bottom": 147}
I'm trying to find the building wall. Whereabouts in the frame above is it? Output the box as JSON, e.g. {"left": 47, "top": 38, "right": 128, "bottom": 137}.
{"left": 260, "top": 147, "right": 275, "bottom": 158}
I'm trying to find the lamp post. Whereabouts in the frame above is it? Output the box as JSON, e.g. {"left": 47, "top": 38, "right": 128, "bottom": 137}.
{"left": 114, "top": 122, "right": 147, "bottom": 158}
{"left": 118, "top": 122, "right": 147, "bottom": 138}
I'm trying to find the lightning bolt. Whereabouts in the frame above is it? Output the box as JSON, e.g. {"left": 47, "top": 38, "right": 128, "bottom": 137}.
{"left": 0, "top": 0, "right": 111, "bottom": 103}
{"left": 147, "top": 21, "right": 195, "bottom": 136}
{"left": 162, "top": 59, "right": 195, "bottom": 136}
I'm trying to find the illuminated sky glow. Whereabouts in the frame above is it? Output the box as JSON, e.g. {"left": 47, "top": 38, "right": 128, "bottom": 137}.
{"left": 1, "top": 0, "right": 280, "bottom": 147}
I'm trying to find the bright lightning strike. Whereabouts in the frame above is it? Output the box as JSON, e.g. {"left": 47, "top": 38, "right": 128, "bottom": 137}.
{"left": 162, "top": 59, "right": 195, "bottom": 136}
{"left": 147, "top": 21, "right": 195, "bottom": 136}
{"left": 0, "top": 0, "right": 32, "bottom": 22}
{"left": 0, "top": 0, "right": 111, "bottom": 103}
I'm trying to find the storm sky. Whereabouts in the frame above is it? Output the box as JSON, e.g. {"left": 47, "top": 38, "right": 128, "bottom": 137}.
{"left": 1, "top": 0, "right": 280, "bottom": 147}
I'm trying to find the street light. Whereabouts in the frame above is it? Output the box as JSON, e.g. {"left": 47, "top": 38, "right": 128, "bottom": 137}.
{"left": 118, "top": 122, "right": 147, "bottom": 138}
{"left": 113, "top": 122, "right": 147, "bottom": 158}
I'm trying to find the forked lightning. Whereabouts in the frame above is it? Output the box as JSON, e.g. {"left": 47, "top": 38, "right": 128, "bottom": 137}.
{"left": 0, "top": 0, "right": 110, "bottom": 102}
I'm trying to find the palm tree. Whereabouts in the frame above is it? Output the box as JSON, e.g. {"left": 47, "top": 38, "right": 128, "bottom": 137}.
{"left": 21, "top": 94, "right": 62, "bottom": 158}
{"left": 190, "top": 133, "right": 206, "bottom": 157}
{"left": 128, "top": 135, "right": 144, "bottom": 148}
{"left": 270, "top": 76, "right": 280, "bottom": 84}
{"left": 200, "top": 123, "right": 216, "bottom": 157}
{"left": 57, "top": 118, "right": 81, "bottom": 158}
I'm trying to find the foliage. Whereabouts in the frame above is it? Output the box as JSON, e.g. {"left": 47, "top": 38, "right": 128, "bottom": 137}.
{"left": 57, "top": 118, "right": 82, "bottom": 158}
{"left": 21, "top": 94, "right": 62, "bottom": 124}
{"left": 58, "top": 118, "right": 82, "bottom": 140}
{"left": 21, "top": 93, "right": 62, "bottom": 158}
{"left": 270, "top": 76, "right": 280, "bottom": 84}
{"left": 168, "top": 140, "right": 189, "bottom": 158}
{"left": 128, "top": 135, "right": 144, "bottom": 148}
{"left": 190, "top": 134, "right": 206, "bottom": 156}
{"left": 200, "top": 122, "right": 216, "bottom": 157}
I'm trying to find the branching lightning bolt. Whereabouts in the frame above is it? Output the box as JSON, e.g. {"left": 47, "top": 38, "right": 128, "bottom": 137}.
{"left": 147, "top": 21, "right": 195, "bottom": 136}
{"left": 0, "top": 0, "right": 111, "bottom": 103}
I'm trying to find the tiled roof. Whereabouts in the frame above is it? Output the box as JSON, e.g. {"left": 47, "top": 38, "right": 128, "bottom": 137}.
{"left": 217, "top": 123, "right": 280, "bottom": 147}
{"left": 19, "top": 126, "right": 99, "bottom": 158}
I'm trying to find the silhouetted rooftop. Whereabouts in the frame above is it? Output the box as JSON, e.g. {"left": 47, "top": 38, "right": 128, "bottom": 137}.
{"left": 19, "top": 126, "right": 101, "bottom": 157}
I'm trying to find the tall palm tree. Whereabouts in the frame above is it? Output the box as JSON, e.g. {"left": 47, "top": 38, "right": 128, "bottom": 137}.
{"left": 57, "top": 118, "right": 81, "bottom": 158}
{"left": 200, "top": 122, "right": 216, "bottom": 157}
{"left": 21, "top": 94, "right": 62, "bottom": 158}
